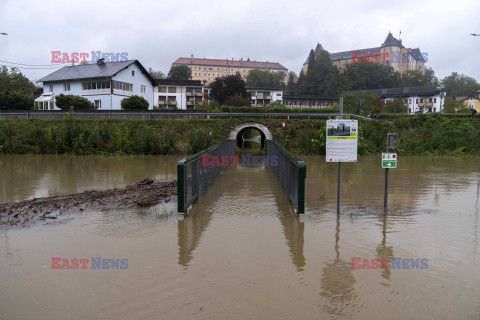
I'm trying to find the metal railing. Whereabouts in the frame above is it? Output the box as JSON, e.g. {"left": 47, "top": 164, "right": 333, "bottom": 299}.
{"left": 0, "top": 111, "right": 374, "bottom": 121}
{"left": 177, "top": 140, "right": 236, "bottom": 213}
{"left": 266, "top": 140, "right": 306, "bottom": 214}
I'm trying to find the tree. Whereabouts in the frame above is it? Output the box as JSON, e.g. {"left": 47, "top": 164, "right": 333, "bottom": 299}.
{"left": 0, "top": 91, "right": 33, "bottom": 110}
{"left": 285, "top": 71, "right": 297, "bottom": 95}
{"left": 121, "top": 95, "right": 149, "bottom": 110}
{"left": 441, "top": 98, "right": 466, "bottom": 113}
{"left": 167, "top": 65, "right": 192, "bottom": 80}
{"left": 148, "top": 67, "right": 165, "bottom": 79}
{"left": 401, "top": 68, "right": 439, "bottom": 87}
{"left": 210, "top": 74, "right": 248, "bottom": 105}
{"left": 342, "top": 63, "right": 401, "bottom": 91}
{"left": 55, "top": 94, "right": 95, "bottom": 111}
{"left": 246, "top": 69, "right": 285, "bottom": 89}
{"left": 441, "top": 72, "right": 480, "bottom": 97}
{"left": 342, "top": 92, "right": 384, "bottom": 115}
{"left": 302, "top": 48, "right": 339, "bottom": 95}
{"left": 384, "top": 98, "right": 408, "bottom": 113}
{"left": 296, "top": 69, "right": 306, "bottom": 95}
{"left": 0, "top": 66, "right": 35, "bottom": 94}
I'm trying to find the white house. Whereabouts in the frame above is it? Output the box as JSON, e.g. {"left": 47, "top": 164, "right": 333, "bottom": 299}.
{"left": 154, "top": 80, "right": 205, "bottom": 110}
{"left": 247, "top": 87, "right": 283, "bottom": 106}
{"left": 36, "top": 59, "right": 155, "bottom": 110}
{"left": 344, "top": 86, "right": 446, "bottom": 114}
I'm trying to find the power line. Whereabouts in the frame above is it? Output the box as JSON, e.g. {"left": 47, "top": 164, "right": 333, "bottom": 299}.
{"left": 0, "top": 59, "right": 71, "bottom": 67}
{"left": 0, "top": 64, "right": 65, "bottom": 70}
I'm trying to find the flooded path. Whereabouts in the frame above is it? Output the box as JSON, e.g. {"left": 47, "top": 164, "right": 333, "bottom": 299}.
{"left": 0, "top": 154, "right": 479, "bottom": 319}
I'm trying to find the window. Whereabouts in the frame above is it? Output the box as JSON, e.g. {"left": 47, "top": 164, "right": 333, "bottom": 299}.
{"left": 141, "top": 85, "right": 146, "bottom": 94}
{"left": 112, "top": 81, "right": 133, "bottom": 92}
{"left": 434, "top": 98, "right": 437, "bottom": 103}
{"left": 168, "top": 87, "right": 176, "bottom": 93}
{"left": 132, "top": 70, "right": 135, "bottom": 76}
{"left": 63, "top": 82, "right": 70, "bottom": 92}
{"left": 416, "top": 99, "right": 419, "bottom": 104}
{"left": 159, "top": 86, "right": 167, "bottom": 93}
{"left": 420, "top": 98, "right": 424, "bottom": 103}
{"left": 82, "top": 80, "right": 110, "bottom": 91}
{"left": 429, "top": 98, "right": 432, "bottom": 103}
{"left": 409, "top": 99, "right": 412, "bottom": 104}
{"left": 94, "top": 100, "right": 101, "bottom": 109}
{"left": 49, "top": 84, "right": 53, "bottom": 92}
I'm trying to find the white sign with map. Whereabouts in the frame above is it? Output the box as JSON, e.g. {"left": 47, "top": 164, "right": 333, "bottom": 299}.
{"left": 326, "top": 119, "right": 358, "bottom": 162}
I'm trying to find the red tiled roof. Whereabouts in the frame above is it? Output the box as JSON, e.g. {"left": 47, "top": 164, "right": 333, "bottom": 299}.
{"left": 173, "top": 57, "right": 287, "bottom": 70}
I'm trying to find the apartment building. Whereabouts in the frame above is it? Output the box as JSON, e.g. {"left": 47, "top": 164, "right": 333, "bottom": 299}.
{"left": 154, "top": 79, "right": 206, "bottom": 110}
{"left": 304, "top": 33, "right": 426, "bottom": 75}
{"left": 282, "top": 95, "right": 338, "bottom": 109}
{"left": 344, "top": 86, "right": 446, "bottom": 114}
{"left": 172, "top": 56, "right": 288, "bottom": 85}
{"left": 247, "top": 88, "right": 283, "bottom": 106}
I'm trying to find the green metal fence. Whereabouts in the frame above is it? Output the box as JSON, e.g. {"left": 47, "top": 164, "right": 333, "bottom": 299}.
{"left": 266, "top": 140, "right": 306, "bottom": 214}
{"left": 177, "top": 140, "right": 236, "bottom": 213}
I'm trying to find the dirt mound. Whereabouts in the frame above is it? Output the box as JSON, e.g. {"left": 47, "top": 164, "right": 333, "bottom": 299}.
{"left": 0, "top": 179, "right": 177, "bottom": 228}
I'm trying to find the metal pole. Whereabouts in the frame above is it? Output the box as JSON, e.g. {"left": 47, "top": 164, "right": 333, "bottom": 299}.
{"left": 384, "top": 141, "right": 390, "bottom": 208}
{"left": 337, "top": 97, "right": 344, "bottom": 214}
{"left": 337, "top": 162, "right": 342, "bottom": 214}
{"left": 384, "top": 167, "right": 389, "bottom": 208}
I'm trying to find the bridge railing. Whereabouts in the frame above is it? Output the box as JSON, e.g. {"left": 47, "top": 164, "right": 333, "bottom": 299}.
{"left": 266, "top": 140, "right": 306, "bottom": 214}
{"left": 177, "top": 140, "right": 236, "bottom": 213}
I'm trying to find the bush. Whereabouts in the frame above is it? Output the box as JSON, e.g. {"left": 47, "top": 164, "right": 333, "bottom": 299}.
{"left": 186, "top": 127, "right": 213, "bottom": 153}
{"left": 121, "top": 95, "right": 149, "bottom": 110}
{"left": 383, "top": 98, "right": 408, "bottom": 114}
{"left": 55, "top": 94, "right": 95, "bottom": 111}
{"left": 0, "top": 91, "right": 34, "bottom": 110}
{"left": 225, "top": 95, "right": 250, "bottom": 107}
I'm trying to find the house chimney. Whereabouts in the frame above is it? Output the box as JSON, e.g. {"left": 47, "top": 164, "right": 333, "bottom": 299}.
{"left": 97, "top": 58, "right": 105, "bottom": 65}
{"left": 191, "top": 54, "right": 194, "bottom": 62}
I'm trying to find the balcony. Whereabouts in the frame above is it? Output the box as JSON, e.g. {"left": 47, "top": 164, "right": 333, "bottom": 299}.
{"left": 265, "top": 95, "right": 272, "bottom": 99}
{"left": 158, "top": 101, "right": 166, "bottom": 105}
{"left": 418, "top": 102, "right": 433, "bottom": 107}
{"left": 257, "top": 94, "right": 264, "bottom": 99}
{"left": 167, "top": 101, "right": 177, "bottom": 105}
{"left": 194, "top": 92, "right": 203, "bottom": 97}
{"left": 186, "top": 92, "right": 194, "bottom": 96}
{"left": 186, "top": 101, "right": 194, "bottom": 105}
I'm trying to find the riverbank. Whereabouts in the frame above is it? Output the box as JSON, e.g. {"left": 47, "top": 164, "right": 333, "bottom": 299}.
{"left": 1, "top": 115, "right": 479, "bottom": 156}
{"left": 0, "top": 178, "right": 177, "bottom": 228}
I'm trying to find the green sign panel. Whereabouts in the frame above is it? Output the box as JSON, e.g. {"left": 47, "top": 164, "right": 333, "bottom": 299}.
{"left": 382, "top": 153, "right": 397, "bottom": 168}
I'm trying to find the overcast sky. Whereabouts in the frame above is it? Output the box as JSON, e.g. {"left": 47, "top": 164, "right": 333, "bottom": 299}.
{"left": 1, "top": 0, "right": 479, "bottom": 83}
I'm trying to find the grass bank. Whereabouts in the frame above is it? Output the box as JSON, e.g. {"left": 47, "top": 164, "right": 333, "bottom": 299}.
{"left": 0, "top": 114, "right": 479, "bottom": 156}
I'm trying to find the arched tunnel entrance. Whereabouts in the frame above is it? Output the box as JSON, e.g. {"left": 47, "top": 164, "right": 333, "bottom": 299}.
{"left": 229, "top": 123, "right": 273, "bottom": 149}
{"left": 236, "top": 127, "right": 266, "bottom": 148}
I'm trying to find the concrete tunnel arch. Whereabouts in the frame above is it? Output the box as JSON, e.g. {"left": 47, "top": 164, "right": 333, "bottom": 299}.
{"left": 229, "top": 123, "right": 273, "bottom": 148}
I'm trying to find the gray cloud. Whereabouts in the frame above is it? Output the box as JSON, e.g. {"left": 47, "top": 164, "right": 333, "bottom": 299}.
{"left": 1, "top": 0, "right": 479, "bottom": 83}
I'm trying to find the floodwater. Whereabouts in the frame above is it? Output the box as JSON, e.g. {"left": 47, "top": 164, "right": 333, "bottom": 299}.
{"left": 0, "top": 152, "right": 479, "bottom": 319}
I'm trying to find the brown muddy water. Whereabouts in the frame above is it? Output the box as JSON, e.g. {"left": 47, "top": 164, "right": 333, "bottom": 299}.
{"left": 0, "top": 153, "right": 479, "bottom": 319}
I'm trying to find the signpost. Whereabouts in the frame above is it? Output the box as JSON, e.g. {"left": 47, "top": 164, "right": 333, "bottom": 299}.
{"left": 282, "top": 121, "right": 286, "bottom": 145}
{"left": 327, "top": 97, "right": 358, "bottom": 214}
{"left": 383, "top": 133, "right": 398, "bottom": 208}
{"left": 382, "top": 153, "right": 397, "bottom": 168}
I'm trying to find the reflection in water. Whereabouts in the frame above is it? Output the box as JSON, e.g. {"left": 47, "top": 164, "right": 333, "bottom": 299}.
{"left": 177, "top": 146, "right": 306, "bottom": 272}
{"left": 376, "top": 212, "right": 393, "bottom": 284}
{"left": 320, "top": 214, "right": 360, "bottom": 317}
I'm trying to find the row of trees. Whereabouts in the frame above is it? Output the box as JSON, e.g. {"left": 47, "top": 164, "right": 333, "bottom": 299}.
{"left": 285, "top": 47, "right": 480, "bottom": 98}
